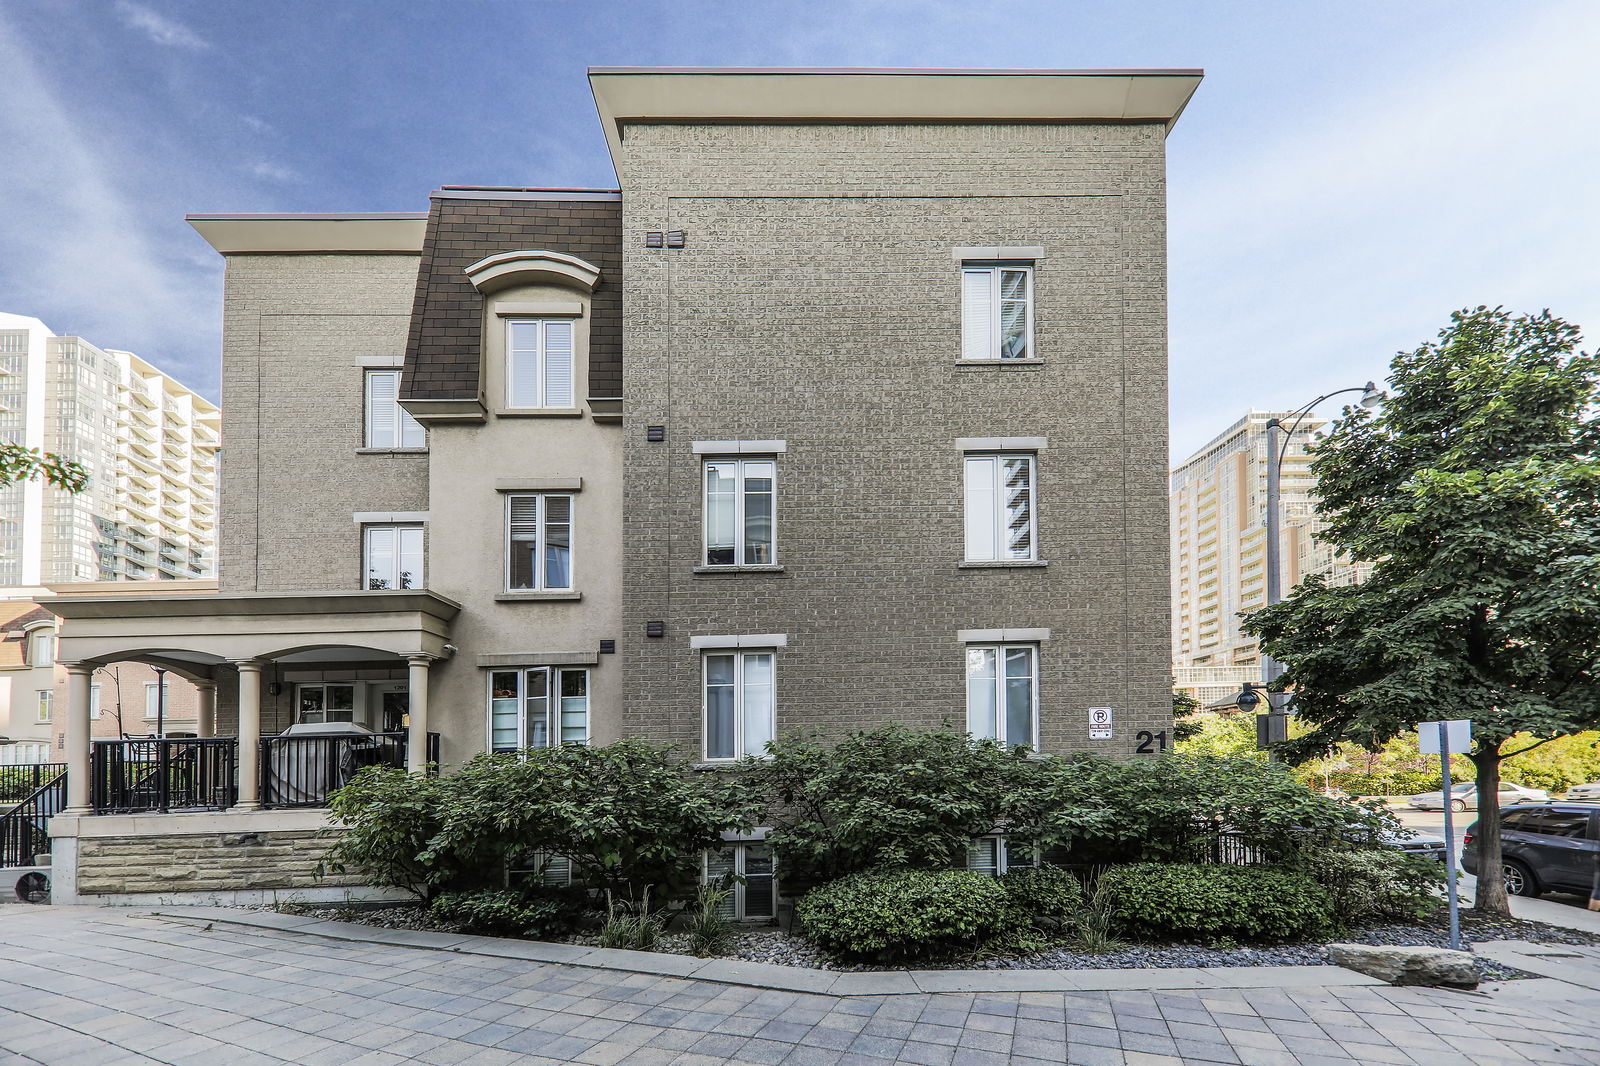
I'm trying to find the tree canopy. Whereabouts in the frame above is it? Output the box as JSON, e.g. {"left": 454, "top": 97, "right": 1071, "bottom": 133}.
{"left": 1246, "top": 307, "right": 1600, "bottom": 912}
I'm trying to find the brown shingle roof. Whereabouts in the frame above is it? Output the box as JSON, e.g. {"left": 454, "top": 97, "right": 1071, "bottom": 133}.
{"left": 401, "top": 196, "right": 623, "bottom": 401}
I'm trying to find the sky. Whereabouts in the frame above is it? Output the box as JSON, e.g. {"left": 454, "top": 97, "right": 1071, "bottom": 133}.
{"left": 1, "top": 0, "right": 1596, "bottom": 460}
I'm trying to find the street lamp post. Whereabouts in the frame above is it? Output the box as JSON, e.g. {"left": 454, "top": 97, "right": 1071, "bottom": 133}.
{"left": 1257, "top": 382, "right": 1384, "bottom": 758}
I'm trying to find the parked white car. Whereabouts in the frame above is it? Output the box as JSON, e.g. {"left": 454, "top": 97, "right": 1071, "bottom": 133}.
{"left": 1406, "top": 781, "right": 1550, "bottom": 812}
{"left": 1564, "top": 782, "right": 1600, "bottom": 801}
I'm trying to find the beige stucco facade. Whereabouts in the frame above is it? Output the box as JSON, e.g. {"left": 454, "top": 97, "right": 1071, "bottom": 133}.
{"left": 420, "top": 275, "right": 624, "bottom": 761}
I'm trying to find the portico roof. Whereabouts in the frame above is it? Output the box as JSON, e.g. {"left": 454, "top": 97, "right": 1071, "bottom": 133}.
{"left": 49, "top": 589, "right": 461, "bottom": 673}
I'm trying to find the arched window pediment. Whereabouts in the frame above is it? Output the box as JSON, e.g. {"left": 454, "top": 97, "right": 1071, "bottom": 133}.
{"left": 463, "top": 250, "right": 602, "bottom": 295}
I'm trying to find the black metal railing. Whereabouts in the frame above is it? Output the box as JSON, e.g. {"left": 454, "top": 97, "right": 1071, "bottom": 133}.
{"left": 0, "top": 769, "right": 66, "bottom": 867}
{"left": 90, "top": 738, "right": 238, "bottom": 814}
{"left": 1, "top": 762, "right": 67, "bottom": 806}
{"left": 260, "top": 731, "right": 439, "bottom": 808}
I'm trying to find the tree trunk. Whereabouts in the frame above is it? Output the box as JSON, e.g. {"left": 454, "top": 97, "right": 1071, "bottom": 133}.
{"left": 1470, "top": 745, "right": 1510, "bottom": 916}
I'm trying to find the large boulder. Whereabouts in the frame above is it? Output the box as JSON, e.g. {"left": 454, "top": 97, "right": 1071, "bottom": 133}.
{"left": 1328, "top": 943, "right": 1480, "bottom": 988}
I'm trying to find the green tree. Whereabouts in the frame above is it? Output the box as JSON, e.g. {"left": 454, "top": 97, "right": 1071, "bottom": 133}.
{"left": 1175, "top": 711, "right": 1263, "bottom": 760}
{"left": 0, "top": 444, "right": 88, "bottom": 492}
{"left": 1247, "top": 307, "right": 1600, "bottom": 915}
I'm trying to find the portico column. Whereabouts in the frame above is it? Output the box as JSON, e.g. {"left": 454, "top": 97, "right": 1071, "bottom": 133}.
{"left": 63, "top": 663, "right": 94, "bottom": 814}
{"left": 194, "top": 680, "right": 217, "bottom": 738}
{"left": 232, "top": 660, "right": 265, "bottom": 809}
{"left": 406, "top": 656, "right": 432, "bottom": 774}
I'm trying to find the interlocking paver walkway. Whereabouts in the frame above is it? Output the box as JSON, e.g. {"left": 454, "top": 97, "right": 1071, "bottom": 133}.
{"left": 2, "top": 907, "right": 1599, "bottom": 1065}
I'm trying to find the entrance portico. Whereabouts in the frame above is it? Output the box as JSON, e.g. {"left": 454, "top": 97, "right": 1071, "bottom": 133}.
{"left": 50, "top": 588, "right": 460, "bottom": 812}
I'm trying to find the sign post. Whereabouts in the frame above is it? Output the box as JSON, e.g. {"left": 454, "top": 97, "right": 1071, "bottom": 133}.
{"left": 1420, "top": 719, "right": 1471, "bottom": 951}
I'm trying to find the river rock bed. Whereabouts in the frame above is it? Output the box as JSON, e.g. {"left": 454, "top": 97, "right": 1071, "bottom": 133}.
{"left": 272, "top": 901, "right": 1588, "bottom": 980}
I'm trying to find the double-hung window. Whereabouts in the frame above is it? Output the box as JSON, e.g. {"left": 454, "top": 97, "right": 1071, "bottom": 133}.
{"left": 489, "top": 668, "right": 589, "bottom": 751}
{"left": 966, "top": 643, "right": 1037, "bottom": 749}
{"left": 964, "top": 454, "right": 1036, "bottom": 562}
{"left": 506, "top": 320, "right": 574, "bottom": 409}
{"left": 506, "top": 494, "right": 573, "bottom": 591}
{"left": 31, "top": 632, "right": 54, "bottom": 667}
{"left": 704, "top": 843, "right": 777, "bottom": 920}
{"left": 703, "top": 650, "right": 774, "bottom": 761}
{"left": 703, "top": 459, "right": 775, "bottom": 566}
{"left": 35, "top": 690, "right": 51, "bottom": 724}
{"left": 961, "top": 265, "right": 1033, "bottom": 361}
{"left": 364, "top": 524, "right": 424, "bottom": 589}
{"left": 364, "top": 370, "right": 425, "bottom": 449}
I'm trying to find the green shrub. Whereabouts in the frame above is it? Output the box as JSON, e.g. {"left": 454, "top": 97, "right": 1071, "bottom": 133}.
{"left": 797, "top": 869, "right": 1012, "bottom": 962}
{"left": 323, "top": 767, "right": 453, "bottom": 899}
{"left": 1302, "top": 849, "right": 1445, "bottom": 926}
{"left": 1015, "top": 755, "right": 1399, "bottom": 867}
{"left": 325, "top": 740, "right": 759, "bottom": 908}
{"left": 999, "top": 864, "right": 1083, "bottom": 931}
{"left": 742, "top": 726, "right": 1067, "bottom": 887}
{"left": 429, "top": 888, "right": 585, "bottom": 938}
{"left": 1099, "top": 863, "right": 1335, "bottom": 944}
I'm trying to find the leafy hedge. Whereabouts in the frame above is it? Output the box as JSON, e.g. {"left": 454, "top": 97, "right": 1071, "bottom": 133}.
{"left": 1301, "top": 848, "right": 1444, "bottom": 926}
{"left": 999, "top": 864, "right": 1083, "bottom": 931}
{"left": 796, "top": 869, "right": 1012, "bottom": 962}
{"left": 326, "top": 740, "right": 758, "bottom": 906}
{"left": 1099, "top": 863, "right": 1335, "bottom": 944}
{"left": 745, "top": 728, "right": 1399, "bottom": 885}
{"left": 742, "top": 726, "right": 1044, "bottom": 887}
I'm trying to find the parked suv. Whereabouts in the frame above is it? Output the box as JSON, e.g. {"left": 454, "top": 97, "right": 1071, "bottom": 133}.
{"left": 1462, "top": 803, "right": 1600, "bottom": 898}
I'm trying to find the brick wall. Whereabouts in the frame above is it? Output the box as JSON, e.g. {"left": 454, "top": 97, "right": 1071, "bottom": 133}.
{"left": 219, "top": 254, "right": 427, "bottom": 593}
{"left": 74, "top": 827, "right": 365, "bottom": 896}
{"left": 617, "top": 122, "right": 1174, "bottom": 758}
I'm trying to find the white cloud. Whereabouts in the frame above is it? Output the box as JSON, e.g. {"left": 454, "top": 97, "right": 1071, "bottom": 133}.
{"left": 248, "top": 160, "right": 301, "bottom": 183}
{"left": 1167, "top": 2, "right": 1600, "bottom": 460}
{"left": 114, "top": 1, "right": 208, "bottom": 50}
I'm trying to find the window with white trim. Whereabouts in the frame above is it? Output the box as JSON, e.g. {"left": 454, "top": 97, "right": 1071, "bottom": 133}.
{"left": 143, "top": 680, "right": 171, "bottom": 720}
{"left": 489, "top": 667, "right": 589, "bottom": 751}
{"left": 964, "top": 454, "right": 1036, "bottom": 561}
{"left": 966, "top": 644, "right": 1037, "bottom": 749}
{"left": 704, "top": 843, "right": 777, "bottom": 920}
{"left": 90, "top": 683, "right": 101, "bottom": 719}
{"left": 35, "top": 690, "right": 51, "bottom": 723}
{"left": 364, "top": 370, "right": 425, "bottom": 449}
{"left": 364, "top": 524, "right": 424, "bottom": 590}
{"left": 703, "top": 650, "right": 774, "bottom": 761}
{"left": 506, "top": 495, "right": 573, "bottom": 591}
{"left": 961, "top": 265, "right": 1033, "bottom": 360}
{"left": 703, "top": 459, "right": 775, "bottom": 566}
{"left": 506, "top": 319, "right": 575, "bottom": 409}
{"left": 964, "top": 835, "right": 1038, "bottom": 877}
{"left": 31, "top": 632, "right": 53, "bottom": 667}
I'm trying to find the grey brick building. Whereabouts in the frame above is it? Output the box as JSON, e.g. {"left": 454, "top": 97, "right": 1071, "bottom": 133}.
{"left": 43, "top": 68, "right": 1200, "bottom": 904}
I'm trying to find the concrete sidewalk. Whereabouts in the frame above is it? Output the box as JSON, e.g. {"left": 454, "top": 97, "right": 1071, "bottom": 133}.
{"left": 5, "top": 905, "right": 1600, "bottom": 1066}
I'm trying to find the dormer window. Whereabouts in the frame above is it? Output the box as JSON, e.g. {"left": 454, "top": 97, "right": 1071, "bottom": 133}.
{"left": 506, "top": 320, "right": 575, "bottom": 409}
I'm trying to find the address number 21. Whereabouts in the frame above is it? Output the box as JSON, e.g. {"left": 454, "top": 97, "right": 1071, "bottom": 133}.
{"left": 1134, "top": 730, "right": 1169, "bottom": 755}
